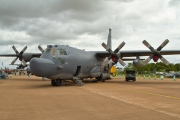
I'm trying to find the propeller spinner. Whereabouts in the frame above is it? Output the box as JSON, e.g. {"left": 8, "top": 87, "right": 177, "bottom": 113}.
{"left": 142, "top": 39, "right": 170, "bottom": 65}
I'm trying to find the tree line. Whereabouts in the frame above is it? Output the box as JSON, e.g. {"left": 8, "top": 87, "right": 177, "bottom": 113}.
{"left": 123, "top": 62, "right": 180, "bottom": 73}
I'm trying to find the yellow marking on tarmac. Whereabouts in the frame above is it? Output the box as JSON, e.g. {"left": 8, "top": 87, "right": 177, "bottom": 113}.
{"left": 101, "top": 84, "right": 180, "bottom": 100}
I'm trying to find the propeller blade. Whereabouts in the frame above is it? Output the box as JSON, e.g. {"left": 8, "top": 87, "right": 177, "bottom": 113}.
{"left": 157, "top": 39, "right": 169, "bottom": 51}
{"left": 142, "top": 40, "right": 155, "bottom": 52}
{"left": 142, "top": 40, "right": 151, "bottom": 48}
{"left": 118, "top": 59, "right": 126, "bottom": 66}
{"left": 114, "top": 41, "right": 125, "bottom": 53}
{"left": 102, "top": 58, "right": 110, "bottom": 67}
{"left": 21, "top": 59, "right": 27, "bottom": 66}
{"left": 102, "top": 43, "right": 112, "bottom": 53}
{"left": 143, "top": 55, "right": 153, "bottom": 65}
{"left": 38, "top": 45, "right": 44, "bottom": 53}
{"left": 12, "top": 46, "right": 19, "bottom": 54}
{"left": 159, "top": 55, "right": 170, "bottom": 65}
{"left": 20, "top": 46, "right": 27, "bottom": 55}
{"left": 11, "top": 57, "right": 18, "bottom": 65}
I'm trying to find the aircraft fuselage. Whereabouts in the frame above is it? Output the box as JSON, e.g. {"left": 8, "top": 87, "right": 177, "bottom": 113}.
{"left": 30, "top": 45, "right": 104, "bottom": 80}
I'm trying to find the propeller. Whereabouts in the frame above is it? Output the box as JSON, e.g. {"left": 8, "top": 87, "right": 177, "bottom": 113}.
{"left": 11, "top": 46, "right": 27, "bottom": 66}
{"left": 142, "top": 39, "right": 170, "bottom": 65}
{"left": 38, "top": 45, "right": 44, "bottom": 53}
{"left": 102, "top": 41, "right": 126, "bottom": 66}
{"left": 17, "top": 64, "right": 27, "bottom": 69}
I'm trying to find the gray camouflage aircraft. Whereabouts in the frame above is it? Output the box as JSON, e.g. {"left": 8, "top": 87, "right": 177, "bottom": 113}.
{"left": 1, "top": 29, "right": 180, "bottom": 86}
{"left": 29, "top": 29, "right": 180, "bottom": 86}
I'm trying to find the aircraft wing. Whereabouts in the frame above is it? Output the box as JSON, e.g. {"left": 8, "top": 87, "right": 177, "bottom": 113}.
{"left": 0, "top": 53, "right": 41, "bottom": 57}
{"left": 0, "top": 54, "right": 19, "bottom": 57}
{"left": 93, "top": 50, "right": 180, "bottom": 58}
{"left": 120, "top": 50, "right": 180, "bottom": 57}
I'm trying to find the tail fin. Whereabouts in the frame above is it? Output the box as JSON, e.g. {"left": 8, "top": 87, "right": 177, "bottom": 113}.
{"left": 107, "top": 28, "right": 112, "bottom": 50}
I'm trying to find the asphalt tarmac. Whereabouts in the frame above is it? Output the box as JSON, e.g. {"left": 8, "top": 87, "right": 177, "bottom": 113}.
{"left": 0, "top": 75, "right": 180, "bottom": 120}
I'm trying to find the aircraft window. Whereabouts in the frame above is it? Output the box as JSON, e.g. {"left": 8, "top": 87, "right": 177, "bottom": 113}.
{"left": 60, "top": 50, "right": 64, "bottom": 55}
{"left": 58, "top": 58, "right": 65, "bottom": 64}
{"left": 63, "top": 51, "right": 67, "bottom": 55}
{"left": 57, "top": 49, "right": 67, "bottom": 55}
{"left": 50, "top": 48, "right": 57, "bottom": 57}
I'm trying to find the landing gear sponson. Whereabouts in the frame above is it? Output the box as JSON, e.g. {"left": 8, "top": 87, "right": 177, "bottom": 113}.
{"left": 51, "top": 79, "right": 62, "bottom": 86}
{"left": 51, "top": 77, "right": 84, "bottom": 86}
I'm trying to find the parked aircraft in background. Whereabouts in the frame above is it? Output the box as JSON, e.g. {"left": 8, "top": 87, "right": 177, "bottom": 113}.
{"left": 28, "top": 29, "right": 180, "bottom": 86}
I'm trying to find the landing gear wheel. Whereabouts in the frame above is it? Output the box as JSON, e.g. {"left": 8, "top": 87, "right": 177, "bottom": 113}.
{"left": 96, "top": 74, "right": 106, "bottom": 82}
{"left": 81, "top": 78, "right": 84, "bottom": 82}
{"left": 51, "top": 80, "right": 62, "bottom": 86}
{"left": 51, "top": 80, "right": 56, "bottom": 86}
{"left": 55, "top": 80, "right": 62, "bottom": 86}
{"left": 101, "top": 79, "right": 105, "bottom": 82}
{"left": 96, "top": 76, "right": 101, "bottom": 81}
{"left": 100, "top": 74, "right": 105, "bottom": 82}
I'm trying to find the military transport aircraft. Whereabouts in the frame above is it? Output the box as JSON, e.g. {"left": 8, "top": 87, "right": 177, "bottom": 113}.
{"left": 1, "top": 29, "right": 180, "bottom": 86}
{"left": 28, "top": 29, "right": 180, "bottom": 86}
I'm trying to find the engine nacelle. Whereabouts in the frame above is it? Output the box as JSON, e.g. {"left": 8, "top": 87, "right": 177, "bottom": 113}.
{"left": 133, "top": 59, "right": 144, "bottom": 68}
{"left": 22, "top": 53, "right": 33, "bottom": 62}
{"left": 90, "top": 66, "right": 101, "bottom": 77}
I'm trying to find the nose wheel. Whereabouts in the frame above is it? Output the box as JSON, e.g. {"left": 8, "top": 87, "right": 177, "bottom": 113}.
{"left": 51, "top": 79, "right": 62, "bottom": 86}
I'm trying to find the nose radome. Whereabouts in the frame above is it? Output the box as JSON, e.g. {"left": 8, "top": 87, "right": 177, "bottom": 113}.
{"left": 30, "top": 58, "right": 56, "bottom": 77}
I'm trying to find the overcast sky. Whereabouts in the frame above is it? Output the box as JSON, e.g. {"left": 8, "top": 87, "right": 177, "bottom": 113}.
{"left": 0, "top": 0, "right": 180, "bottom": 68}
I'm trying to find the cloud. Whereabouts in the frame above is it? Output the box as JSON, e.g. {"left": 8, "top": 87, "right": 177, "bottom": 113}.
{"left": 0, "top": 0, "right": 180, "bottom": 68}
{"left": 169, "top": 0, "right": 180, "bottom": 6}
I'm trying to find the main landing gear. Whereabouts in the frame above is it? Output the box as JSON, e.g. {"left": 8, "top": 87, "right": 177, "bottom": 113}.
{"left": 96, "top": 74, "right": 105, "bottom": 82}
{"left": 51, "top": 79, "right": 62, "bottom": 86}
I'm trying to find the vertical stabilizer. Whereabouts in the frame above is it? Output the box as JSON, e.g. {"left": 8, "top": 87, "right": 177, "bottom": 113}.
{"left": 107, "top": 28, "right": 112, "bottom": 50}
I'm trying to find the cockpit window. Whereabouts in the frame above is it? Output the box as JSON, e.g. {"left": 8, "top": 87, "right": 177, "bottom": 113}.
{"left": 63, "top": 51, "right": 67, "bottom": 55}
{"left": 59, "top": 49, "right": 64, "bottom": 55}
{"left": 50, "top": 48, "right": 57, "bottom": 57}
{"left": 44, "top": 47, "right": 67, "bottom": 57}
{"left": 57, "top": 49, "right": 67, "bottom": 55}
